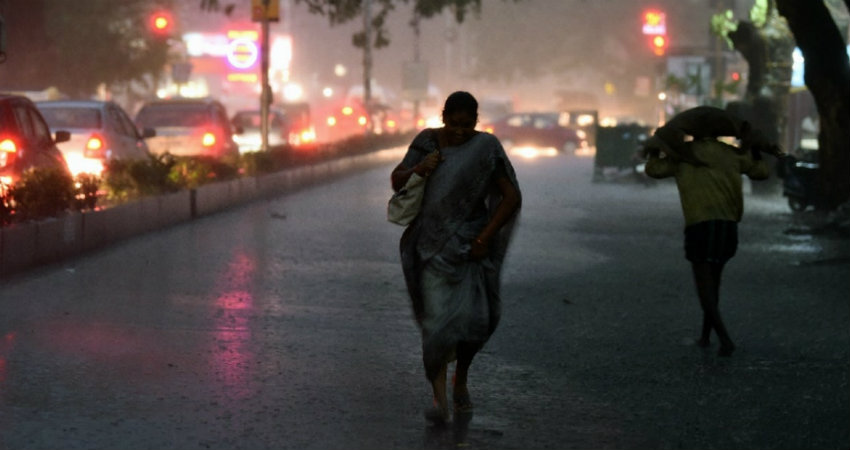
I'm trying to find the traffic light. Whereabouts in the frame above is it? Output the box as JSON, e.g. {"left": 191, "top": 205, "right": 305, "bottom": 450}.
{"left": 148, "top": 10, "right": 174, "bottom": 37}
{"left": 651, "top": 35, "right": 668, "bottom": 56}
{"left": 642, "top": 8, "right": 667, "bottom": 57}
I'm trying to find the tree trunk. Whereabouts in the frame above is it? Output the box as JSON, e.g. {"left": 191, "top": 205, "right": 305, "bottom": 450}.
{"left": 777, "top": 0, "right": 850, "bottom": 210}
{"left": 726, "top": 11, "right": 795, "bottom": 196}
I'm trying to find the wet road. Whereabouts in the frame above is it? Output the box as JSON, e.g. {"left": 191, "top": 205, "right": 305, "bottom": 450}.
{"left": 0, "top": 151, "right": 848, "bottom": 449}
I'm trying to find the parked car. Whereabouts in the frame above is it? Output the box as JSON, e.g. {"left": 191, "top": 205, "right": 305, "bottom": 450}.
{"left": 231, "top": 108, "right": 290, "bottom": 153}
{"left": 0, "top": 94, "right": 71, "bottom": 188}
{"left": 134, "top": 98, "right": 240, "bottom": 159}
{"left": 36, "top": 100, "right": 155, "bottom": 177}
{"left": 482, "top": 112, "right": 587, "bottom": 153}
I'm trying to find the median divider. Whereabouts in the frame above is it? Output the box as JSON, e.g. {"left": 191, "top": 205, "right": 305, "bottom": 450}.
{"left": 0, "top": 146, "right": 406, "bottom": 279}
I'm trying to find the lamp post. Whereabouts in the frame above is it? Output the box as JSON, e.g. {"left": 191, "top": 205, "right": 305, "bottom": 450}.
{"left": 260, "top": 0, "right": 272, "bottom": 152}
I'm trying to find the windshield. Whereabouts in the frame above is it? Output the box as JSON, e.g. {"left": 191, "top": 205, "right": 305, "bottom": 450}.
{"left": 232, "top": 112, "right": 285, "bottom": 129}
{"left": 136, "top": 105, "right": 211, "bottom": 128}
{"left": 39, "top": 107, "right": 102, "bottom": 129}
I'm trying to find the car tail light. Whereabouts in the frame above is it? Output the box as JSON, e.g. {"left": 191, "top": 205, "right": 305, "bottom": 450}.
{"left": 84, "top": 134, "right": 106, "bottom": 159}
{"left": 300, "top": 127, "right": 316, "bottom": 143}
{"left": 0, "top": 138, "right": 17, "bottom": 168}
{"left": 202, "top": 131, "right": 217, "bottom": 147}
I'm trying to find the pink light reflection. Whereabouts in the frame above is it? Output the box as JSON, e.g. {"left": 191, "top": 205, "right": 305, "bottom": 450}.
{"left": 212, "top": 249, "right": 257, "bottom": 399}
{"left": 0, "top": 332, "right": 16, "bottom": 386}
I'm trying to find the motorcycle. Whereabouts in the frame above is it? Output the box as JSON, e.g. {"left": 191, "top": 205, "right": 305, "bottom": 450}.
{"left": 780, "top": 153, "right": 819, "bottom": 212}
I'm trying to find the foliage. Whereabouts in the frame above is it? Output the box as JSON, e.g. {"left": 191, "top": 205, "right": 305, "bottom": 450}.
{"left": 1, "top": 132, "right": 416, "bottom": 227}
{"left": 239, "top": 151, "right": 278, "bottom": 177}
{"left": 293, "top": 0, "right": 491, "bottom": 49}
{"left": 711, "top": 9, "right": 739, "bottom": 50}
{"left": 37, "top": 0, "right": 175, "bottom": 97}
{"left": 74, "top": 173, "right": 101, "bottom": 211}
{"left": 103, "top": 153, "right": 180, "bottom": 201}
{"left": 10, "top": 167, "right": 76, "bottom": 222}
{"left": 0, "top": 186, "right": 13, "bottom": 226}
{"left": 168, "top": 156, "right": 240, "bottom": 189}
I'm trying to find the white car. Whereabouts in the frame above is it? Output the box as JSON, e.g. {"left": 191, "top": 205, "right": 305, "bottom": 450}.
{"left": 36, "top": 100, "right": 155, "bottom": 177}
{"left": 135, "top": 98, "right": 240, "bottom": 159}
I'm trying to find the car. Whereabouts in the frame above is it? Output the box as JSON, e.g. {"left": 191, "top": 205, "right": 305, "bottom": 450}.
{"left": 277, "top": 101, "right": 316, "bottom": 146}
{"left": 482, "top": 112, "right": 587, "bottom": 153}
{"left": 0, "top": 94, "right": 72, "bottom": 189}
{"left": 230, "top": 109, "right": 290, "bottom": 153}
{"left": 134, "top": 98, "right": 240, "bottom": 159}
{"left": 36, "top": 100, "right": 155, "bottom": 177}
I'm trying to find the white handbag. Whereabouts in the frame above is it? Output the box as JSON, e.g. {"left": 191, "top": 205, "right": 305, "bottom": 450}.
{"left": 387, "top": 172, "right": 427, "bottom": 226}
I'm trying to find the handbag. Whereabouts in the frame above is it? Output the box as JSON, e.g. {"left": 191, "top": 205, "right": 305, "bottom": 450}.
{"left": 387, "top": 172, "right": 427, "bottom": 226}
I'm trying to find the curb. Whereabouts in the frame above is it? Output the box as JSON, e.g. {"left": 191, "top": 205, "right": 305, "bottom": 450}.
{"left": 0, "top": 147, "right": 405, "bottom": 280}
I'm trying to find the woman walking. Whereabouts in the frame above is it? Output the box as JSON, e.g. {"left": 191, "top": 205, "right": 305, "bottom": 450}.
{"left": 391, "top": 91, "right": 521, "bottom": 423}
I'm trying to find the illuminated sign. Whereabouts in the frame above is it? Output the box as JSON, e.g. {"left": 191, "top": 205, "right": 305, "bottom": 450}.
{"left": 227, "top": 37, "right": 260, "bottom": 69}
{"left": 228, "top": 73, "right": 258, "bottom": 83}
{"left": 642, "top": 10, "right": 666, "bottom": 35}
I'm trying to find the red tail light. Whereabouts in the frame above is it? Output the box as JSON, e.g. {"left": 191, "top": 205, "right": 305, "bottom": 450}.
{"left": 0, "top": 138, "right": 17, "bottom": 168}
{"left": 84, "top": 134, "right": 106, "bottom": 159}
{"left": 202, "top": 131, "right": 216, "bottom": 147}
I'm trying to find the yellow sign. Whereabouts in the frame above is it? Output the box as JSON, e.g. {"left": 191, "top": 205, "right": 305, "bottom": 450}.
{"left": 252, "top": 0, "right": 280, "bottom": 22}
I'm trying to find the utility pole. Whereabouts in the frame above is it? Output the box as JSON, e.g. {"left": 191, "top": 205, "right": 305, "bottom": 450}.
{"left": 260, "top": 0, "right": 272, "bottom": 152}
{"left": 362, "top": 0, "right": 373, "bottom": 133}
{"left": 412, "top": 11, "right": 421, "bottom": 126}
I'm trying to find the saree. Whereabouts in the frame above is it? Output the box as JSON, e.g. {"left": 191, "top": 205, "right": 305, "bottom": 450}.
{"left": 398, "top": 128, "right": 521, "bottom": 379}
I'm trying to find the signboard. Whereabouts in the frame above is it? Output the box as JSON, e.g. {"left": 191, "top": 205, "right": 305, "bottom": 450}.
{"left": 227, "top": 37, "right": 259, "bottom": 69}
{"left": 252, "top": 0, "right": 280, "bottom": 22}
{"left": 642, "top": 10, "right": 666, "bottom": 35}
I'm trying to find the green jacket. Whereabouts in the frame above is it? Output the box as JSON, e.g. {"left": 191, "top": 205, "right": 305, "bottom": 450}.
{"left": 645, "top": 138, "right": 769, "bottom": 226}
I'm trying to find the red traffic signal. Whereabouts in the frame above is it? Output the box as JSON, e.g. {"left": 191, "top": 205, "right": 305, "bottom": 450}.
{"left": 149, "top": 11, "right": 174, "bottom": 36}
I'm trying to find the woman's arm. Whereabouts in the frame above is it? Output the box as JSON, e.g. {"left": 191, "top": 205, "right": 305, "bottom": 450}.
{"left": 391, "top": 151, "right": 442, "bottom": 191}
{"left": 470, "top": 176, "right": 521, "bottom": 259}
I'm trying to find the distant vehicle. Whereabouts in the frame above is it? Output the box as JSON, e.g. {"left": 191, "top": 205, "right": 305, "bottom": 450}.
{"left": 482, "top": 112, "right": 587, "bottom": 154}
{"left": 231, "top": 109, "right": 289, "bottom": 153}
{"left": 230, "top": 105, "right": 316, "bottom": 153}
{"left": 277, "top": 101, "right": 317, "bottom": 146}
{"left": 0, "top": 94, "right": 71, "bottom": 188}
{"left": 313, "top": 98, "right": 398, "bottom": 143}
{"left": 36, "top": 100, "right": 155, "bottom": 177}
{"left": 134, "top": 98, "right": 240, "bottom": 159}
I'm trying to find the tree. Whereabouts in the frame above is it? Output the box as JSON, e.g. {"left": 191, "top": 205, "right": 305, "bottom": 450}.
{"left": 0, "top": 0, "right": 174, "bottom": 98}
{"left": 776, "top": 0, "right": 850, "bottom": 210}
{"left": 711, "top": 0, "right": 795, "bottom": 194}
{"left": 711, "top": 0, "right": 850, "bottom": 208}
{"left": 290, "top": 0, "right": 506, "bottom": 120}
